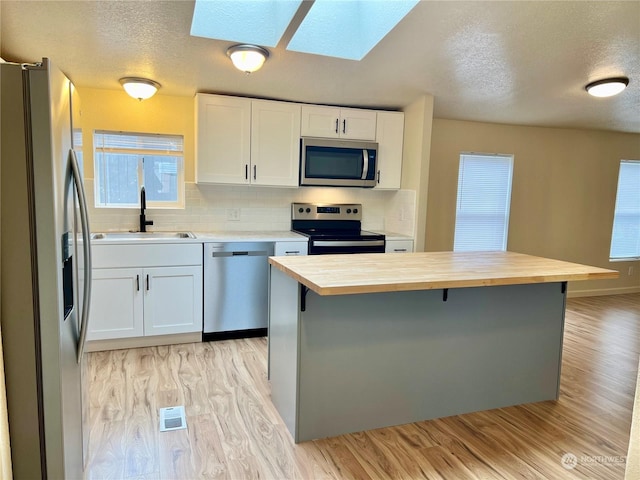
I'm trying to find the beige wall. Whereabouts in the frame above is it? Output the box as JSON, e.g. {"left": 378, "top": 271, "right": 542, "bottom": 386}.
{"left": 426, "top": 119, "right": 640, "bottom": 295}
{"left": 79, "top": 87, "right": 195, "bottom": 181}
{"left": 401, "top": 95, "right": 434, "bottom": 251}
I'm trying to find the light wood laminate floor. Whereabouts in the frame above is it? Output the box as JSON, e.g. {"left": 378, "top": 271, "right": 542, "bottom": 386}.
{"left": 86, "top": 293, "right": 640, "bottom": 479}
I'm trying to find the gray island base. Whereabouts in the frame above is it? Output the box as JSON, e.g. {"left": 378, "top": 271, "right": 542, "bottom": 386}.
{"left": 268, "top": 251, "right": 618, "bottom": 443}
{"left": 270, "top": 268, "right": 567, "bottom": 443}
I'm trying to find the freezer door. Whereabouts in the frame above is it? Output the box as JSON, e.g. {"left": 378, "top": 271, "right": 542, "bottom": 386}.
{"left": 28, "top": 59, "right": 84, "bottom": 479}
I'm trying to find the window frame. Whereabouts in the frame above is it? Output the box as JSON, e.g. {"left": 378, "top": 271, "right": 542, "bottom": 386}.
{"left": 93, "top": 130, "right": 185, "bottom": 209}
{"left": 609, "top": 159, "right": 640, "bottom": 261}
{"left": 453, "top": 152, "right": 514, "bottom": 252}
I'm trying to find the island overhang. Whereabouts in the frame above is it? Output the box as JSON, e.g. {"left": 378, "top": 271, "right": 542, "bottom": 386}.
{"left": 268, "top": 251, "right": 619, "bottom": 296}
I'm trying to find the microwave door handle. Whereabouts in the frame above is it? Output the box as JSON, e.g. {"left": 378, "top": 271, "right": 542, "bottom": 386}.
{"left": 361, "top": 149, "right": 369, "bottom": 180}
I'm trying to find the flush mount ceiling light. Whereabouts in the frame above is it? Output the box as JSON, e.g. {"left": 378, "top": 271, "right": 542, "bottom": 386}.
{"left": 227, "top": 44, "right": 269, "bottom": 73}
{"left": 585, "top": 77, "right": 629, "bottom": 97}
{"left": 119, "top": 77, "right": 161, "bottom": 100}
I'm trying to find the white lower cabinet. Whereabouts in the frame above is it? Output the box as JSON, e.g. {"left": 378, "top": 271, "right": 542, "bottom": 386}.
{"left": 274, "top": 240, "right": 308, "bottom": 256}
{"left": 89, "top": 268, "right": 143, "bottom": 340}
{"left": 143, "top": 266, "right": 203, "bottom": 336}
{"left": 87, "top": 243, "right": 203, "bottom": 344}
{"left": 385, "top": 239, "right": 414, "bottom": 253}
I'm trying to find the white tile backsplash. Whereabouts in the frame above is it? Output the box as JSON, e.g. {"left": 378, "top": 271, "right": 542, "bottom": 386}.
{"left": 86, "top": 180, "right": 416, "bottom": 236}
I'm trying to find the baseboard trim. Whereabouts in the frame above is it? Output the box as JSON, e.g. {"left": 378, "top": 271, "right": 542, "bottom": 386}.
{"left": 568, "top": 286, "right": 640, "bottom": 298}
{"left": 85, "top": 332, "right": 202, "bottom": 352}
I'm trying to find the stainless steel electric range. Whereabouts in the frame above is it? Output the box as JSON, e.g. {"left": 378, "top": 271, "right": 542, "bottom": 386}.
{"left": 291, "top": 203, "right": 385, "bottom": 254}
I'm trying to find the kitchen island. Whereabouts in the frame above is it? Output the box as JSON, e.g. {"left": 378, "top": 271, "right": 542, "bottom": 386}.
{"left": 268, "top": 251, "right": 618, "bottom": 443}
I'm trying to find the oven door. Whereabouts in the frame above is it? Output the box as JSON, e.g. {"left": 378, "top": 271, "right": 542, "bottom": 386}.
{"left": 309, "top": 238, "right": 385, "bottom": 255}
{"left": 300, "top": 137, "right": 377, "bottom": 187}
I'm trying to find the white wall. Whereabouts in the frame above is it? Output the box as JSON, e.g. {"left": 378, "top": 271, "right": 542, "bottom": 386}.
{"left": 87, "top": 180, "right": 417, "bottom": 236}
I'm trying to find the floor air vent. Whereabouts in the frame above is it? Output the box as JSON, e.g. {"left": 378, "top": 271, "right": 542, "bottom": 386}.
{"left": 159, "top": 406, "right": 187, "bottom": 432}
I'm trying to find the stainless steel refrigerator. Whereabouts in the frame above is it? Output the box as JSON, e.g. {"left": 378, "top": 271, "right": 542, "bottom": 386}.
{"left": 1, "top": 58, "right": 92, "bottom": 478}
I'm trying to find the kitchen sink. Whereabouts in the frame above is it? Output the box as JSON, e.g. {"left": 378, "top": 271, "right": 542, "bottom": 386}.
{"left": 91, "top": 231, "right": 196, "bottom": 240}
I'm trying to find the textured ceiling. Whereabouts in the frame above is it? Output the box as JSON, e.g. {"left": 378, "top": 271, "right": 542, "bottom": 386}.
{"left": 1, "top": 0, "right": 639, "bottom": 133}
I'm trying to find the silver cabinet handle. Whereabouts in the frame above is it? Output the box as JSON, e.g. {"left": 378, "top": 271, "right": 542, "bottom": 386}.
{"left": 377, "top": 170, "right": 381, "bottom": 184}
{"left": 253, "top": 164, "right": 257, "bottom": 180}
{"left": 394, "top": 249, "right": 407, "bottom": 252}
{"left": 285, "top": 250, "right": 301, "bottom": 255}
{"left": 245, "top": 164, "right": 249, "bottom": 180}
{"left": 335, "top": 118, "right": 339, "bottom": 134}
{"left": 136, "top": 274, "right": 140, "bottom": 291}
{"left": 70, "top": 149, "right": 92, "bottom": 364}
{"left": 146, "top": 274, "right": 150, "bottom": 291}
{"left": 342, "top": 119, "right": 346, "bottom": 134}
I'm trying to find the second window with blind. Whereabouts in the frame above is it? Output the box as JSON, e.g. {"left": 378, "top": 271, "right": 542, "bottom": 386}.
{"left": 94, "top": 131, "right": 185, "bottom": 209}
{"left": 453, "top": 153, "right": 514, "bottom": 252}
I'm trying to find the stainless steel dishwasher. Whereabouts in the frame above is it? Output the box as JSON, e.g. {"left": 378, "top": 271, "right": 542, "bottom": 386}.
{"left": 203, "top": 242, "right": 274, "bottom": 340}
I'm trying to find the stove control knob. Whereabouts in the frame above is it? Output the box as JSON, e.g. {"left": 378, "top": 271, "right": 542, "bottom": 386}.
{"left": 346, "top": 208, "right": 352, "bottom": 214}
{"left": 353, "top": 208, "right": 359, "bottom": 214}
{"left": 306, "top": 208, "right": 311, "bottom": 213}
{"left": 298, "top": 207, "right": 304, "bottom": 213}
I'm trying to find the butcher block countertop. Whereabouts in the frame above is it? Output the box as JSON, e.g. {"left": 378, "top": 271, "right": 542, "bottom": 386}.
{"left": 268, "top": 251, "right": 619, "bottom": 296}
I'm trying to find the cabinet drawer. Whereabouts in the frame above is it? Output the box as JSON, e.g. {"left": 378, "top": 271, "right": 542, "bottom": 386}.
{"left": 385, "top": 240, "right": 414, "bottom": 253}
{"left": 92, "top": 243, "right": 203, "bottom": 268}
{"left": 274, "top": 241, "right": 308, "bottom": 256}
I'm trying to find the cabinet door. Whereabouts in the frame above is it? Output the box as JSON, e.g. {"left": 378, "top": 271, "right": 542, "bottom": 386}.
{"left": 375, "top": 111, "right": 404, "bottom": 189}
{"left": 87, "top": 268, "right": 143, "bottom": 340}
{"left": 301, "top": 105, "right": 341, "bottom": 138}
{"left": 340, "top": 108, "right": 377, "bottom": 140}
{"left": 274, "top": 241, "right": 308, "bottom": 256}
{"left": 143, "top": 266, "right": 203, "bottom": 336}
{"left": 251, "top": 100, "right": 301, "bottom": 187}
{"left": 385, "top": 239, "right": 414, "bottom": 253}
{"left": 195, "top": 94, "right": 251, "bottom": 184}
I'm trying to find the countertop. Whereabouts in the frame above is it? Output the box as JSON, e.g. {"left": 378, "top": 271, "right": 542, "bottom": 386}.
{"left": 268, "top": 251, "right": 619, "bottom": 296}
{"left": 90, "top": 230, "right": 307, "bottom": 245}
{"left": 90, "top": 230, "right": 411, "bottom": 245}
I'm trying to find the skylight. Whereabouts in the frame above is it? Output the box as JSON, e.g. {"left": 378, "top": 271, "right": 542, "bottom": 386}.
{"left": 286, "top": 0, "right": 419, "bottom": 60}
{"left": 190, "top": 0, "right": 419, "bottom": 61}
{"left": 190, "top": 0, "right": 302, "bottom": 47}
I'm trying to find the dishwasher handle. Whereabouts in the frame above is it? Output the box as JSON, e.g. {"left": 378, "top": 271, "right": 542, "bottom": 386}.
{"left": 210, "top": 250, "right": 269, "bottom": 257}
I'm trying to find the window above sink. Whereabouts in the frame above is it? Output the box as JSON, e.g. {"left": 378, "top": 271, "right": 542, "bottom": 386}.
{"left": 94, "top": 131, "right": 185, "bottom": 209}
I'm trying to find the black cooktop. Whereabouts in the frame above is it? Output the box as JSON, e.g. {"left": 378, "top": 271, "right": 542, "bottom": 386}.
{"left": 292, "top": 228, "right": 384, "bottom": 241}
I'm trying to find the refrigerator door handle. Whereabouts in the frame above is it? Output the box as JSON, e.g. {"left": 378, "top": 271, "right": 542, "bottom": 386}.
{"left": 70, "top": 149, "right": 92, "bottom": 364}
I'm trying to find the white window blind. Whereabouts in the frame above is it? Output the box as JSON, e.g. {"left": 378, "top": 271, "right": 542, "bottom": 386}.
{"left": 94, "top": 131, "right": 184, "bottom": 209}
{"left": 610, "top": 160, "right": 640, "bottom": 259}
{"left": 454, "top": 153, "right": 514, "bottom": 252}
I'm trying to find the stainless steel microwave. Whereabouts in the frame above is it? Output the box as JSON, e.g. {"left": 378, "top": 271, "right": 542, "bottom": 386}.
{"left": 299, "top": 137, "right": 378, "bottom": 188}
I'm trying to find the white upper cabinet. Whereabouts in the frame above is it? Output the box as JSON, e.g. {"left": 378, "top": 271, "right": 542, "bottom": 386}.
{"left": 251, "top": 99, "right": 301, "bottom": 187}
{"left": 301, "top": 105, "right": 377, "bottom": 141}
{"left": 196, "top": 93, "right": 301, "bottom": 187}
{"left": 375, "top": 111, "right": 404, "bottom": 190}
{"left": 195, "top": 93, "right": 251, "bottom": 184}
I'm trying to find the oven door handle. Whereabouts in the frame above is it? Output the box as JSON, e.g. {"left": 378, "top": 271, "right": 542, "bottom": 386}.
{"left": 313, "top": 240, "right": 385, "bottom": 247}
{"left": 361, "top": 149, "right": 369, "bottom": 180}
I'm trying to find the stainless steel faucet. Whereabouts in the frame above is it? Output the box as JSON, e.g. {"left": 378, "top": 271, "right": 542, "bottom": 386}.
{"left": 139, "top": 186, "right": 154, "bottom": 232}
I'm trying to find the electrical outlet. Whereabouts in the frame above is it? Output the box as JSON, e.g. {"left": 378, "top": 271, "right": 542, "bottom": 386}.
{"left": 226, "top": 208, "right": 240, "bottom": 221}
